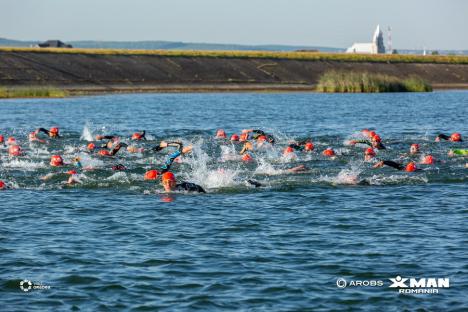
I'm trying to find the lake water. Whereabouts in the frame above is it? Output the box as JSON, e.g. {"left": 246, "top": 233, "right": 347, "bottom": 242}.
{"left": 1, "top": 92, "right": 467, "bottom": 311}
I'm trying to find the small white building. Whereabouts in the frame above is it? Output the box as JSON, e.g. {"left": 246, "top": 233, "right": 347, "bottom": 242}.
{"left": 346, "top": 25, "right": 386, "bottom": 54}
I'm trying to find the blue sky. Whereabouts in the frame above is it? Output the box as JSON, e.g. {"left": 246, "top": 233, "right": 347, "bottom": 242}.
{"left": 1, "top": 0, "right": 467, "bottom": 49}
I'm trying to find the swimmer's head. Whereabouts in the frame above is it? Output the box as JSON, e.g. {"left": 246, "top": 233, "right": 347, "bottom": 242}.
{"left": 369, "top": 131, "right": 377, "bottom": 138}
{"left": 50, "top": 155, "right": 64, "bottom": 167}
{"left": 131, "top": 132, "right": 144, "bottom": 141}
{"left": 242, "top": 153, "right": 253, "bottom": 162}
{"left": 372, "top": 135, "right": 381, "bottom": 143}
{"left": 410, "top": 144, "right": 420, "bottom": 154}
{"left": 365, "top": 147, "right": 376, "bottom": 156}
{"left": 450, "top": 133, "right": 462, "bottom": 142}
{"left": 421, "top": 155, "right": 435, "bottom": 165}
{"left": 230, "top": 134, "right": 239, "bottom": 142}
{"left": 49, "top": 127, "right": 59, "bottom": 137}
{"left": 161, "top": 172, "right": 176, "bottom": 192}
{"left": 283, "top": 146, "right": 294, "bottom": 155}
{"left": 304, "top": 142, "right": 314, "bottom": 152}
{"left": 0, "top": 180, "right": 5, "bottom": 190}
{"left": 87, "top": 143, "right": 96, "bottom": 151}
{"left": 144, "top": 170, "right": 159, "bottom": 181}
{"left": 239, "top": 133, "right": 248, "bottom": 142}
{"left": 405, "top": 161, "right": 417, "bottom": 172}
{"left": 67, "top": 170, "right": 77, "bottom": 175}
{"left": 216, "top": 129, "right": 227, "bottom": 139}
{"left": 322, "top": 148, "right": 335, "bottom": 157}
{"left": 8, "top": 145, "right": 21, "bottom": 156}
{"left": 257, "top": 135, "right": 267, "bottom": 143}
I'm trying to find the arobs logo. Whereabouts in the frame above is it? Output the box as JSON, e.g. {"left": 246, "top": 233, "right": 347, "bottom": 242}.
{"left": 389, "top": 276, "right": 450, "bottom": 294}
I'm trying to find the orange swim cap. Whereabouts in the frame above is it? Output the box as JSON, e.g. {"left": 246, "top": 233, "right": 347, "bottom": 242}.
{"left": 421, "top": 155, "right": 435, "bottom": 165}
{"left": 372, "top": 135, "right": 381, "bottom": 143}
{"left": 67, "top": 170, "right": 77, "bottom": 175}
{"left": 216, "top": 129, "right": 227, "bottom": 139}
{"left": 304, "top": 142, "right": 314, "bottom": 151}
{"left": 230, "top": 134, "right": 239, "bottom": 141}
{"left": 87, "top": 143, "right": 96, "bottom": 151}
{"left": 131, "top": 132, "right": 143, "bottom": 140}
{"left": 162, "top": 172, "right": 176, "bottom": 182}
{"left": 0, "top": 180, "right": 5, "bottom": 189}
{"left": 8, "top": 145, "right": 21, "bottom": 156}
{"left": 369, "top": 131, "right": 377, "bottom": 138}
{"left": 50, "top": 155, "right": 64, "bottom": 167}
{"left": 49, "top": 127, "right": 59, "bottom": 135}
{"left": 283, "top": 146, "right": 294, "bottom": 155}
{"left": 323, "top": 148, "right": 335, "bottom": 157}
{"left": 242, "top": 153, "right": 253, "bottom": 162}
{"left": 405, "top": 162, "right": 417, "bottom": 172}
{"left": 7, "top": 137, "right": 16, "bottom": 145}
{"left": 257, "top": 135, "right": 267, "bottom": 142}
{"left": 144, "top": 170, "right": 159, "bottom": 180}
{"left": 411, "top": 143, "right": 419, "bottom": 149}
{"left": 365, "top": 147, "right": 376, "bottom": 156}
{"left": 239, "top": 133, "right": 248, "bottom": 142}
{"left": 0, "top": 135, "right": 4, "bottom": 143}
{"left": 451, "top": 133, "right": 462, "bottom": 142}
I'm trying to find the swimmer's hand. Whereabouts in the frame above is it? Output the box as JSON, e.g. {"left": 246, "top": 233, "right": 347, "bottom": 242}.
{"left": 40, "top": 173, "right": 55, "bottom": 181}
{"left": 182, "top": 146, "right": 192, "bottom": 154}
{"left": 373, "top": 161, "right": 384, "bottom": 169}
{"left": 247, "top": 179, "right": 262, "bottom": 187}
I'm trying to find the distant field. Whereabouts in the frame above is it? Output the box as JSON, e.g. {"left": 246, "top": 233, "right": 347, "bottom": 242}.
{"left": 1, "top": 47, "right": 468, "bottom": 64}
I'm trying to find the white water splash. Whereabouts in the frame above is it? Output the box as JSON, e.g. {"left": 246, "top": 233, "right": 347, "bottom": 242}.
{"left": 80, "top": 122, "right": 94, "bottom": 141}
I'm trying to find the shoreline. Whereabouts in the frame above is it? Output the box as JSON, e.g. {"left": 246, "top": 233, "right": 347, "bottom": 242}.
{"left": 2, "top": 83, "right": 468, "bottom": 99}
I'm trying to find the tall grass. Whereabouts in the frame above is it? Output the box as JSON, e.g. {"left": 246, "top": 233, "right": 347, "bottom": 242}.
{"left": 0, "top": 87, "right": 68, "bottom": 98}
{"left": 1, "top": 47, "right": 467, "bottom": 64}
{"left": 316, "top": 71, "right": 432, "bottom": 93}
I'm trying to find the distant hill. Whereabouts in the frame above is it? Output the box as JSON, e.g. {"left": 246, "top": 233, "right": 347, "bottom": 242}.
{"left": 0, "top": 37, "right": 340, "bottom": 52}
{"left": 0, "top": 37, "right": 466, "bottom": 55}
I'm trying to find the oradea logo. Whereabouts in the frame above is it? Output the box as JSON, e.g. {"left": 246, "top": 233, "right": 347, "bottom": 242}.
{"left": 389, "top": 276, "right": 450, "bottom": 294}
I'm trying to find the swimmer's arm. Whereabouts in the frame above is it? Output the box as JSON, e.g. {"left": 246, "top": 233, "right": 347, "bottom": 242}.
{"left": 376, "top": 160, "right": 404, "bottom": 170}
{"left": 350, "top": 139, "right": 372, "bottom": 146}
{"left": 247, "top": 179, "right": 262, "bottom": 187}
{"left": 160, "top": 150, "right": 182, "bottom": 173}
{"left": 435, "top": 134, "right": 450, "bottom": 142}
{"left": 36, "top": 128, "right": 50, "bottom": 135}
{"left": 110, "top": 143, "right": 127, "bottom": 156}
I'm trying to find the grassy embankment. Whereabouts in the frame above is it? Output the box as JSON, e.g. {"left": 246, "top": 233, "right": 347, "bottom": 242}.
{"left": 1, "top": 47, "right": 468, "bottom": 64}
{"left": 317, "top": 71, "right": 433, "bottom": 93}
{"left": 0, "top": 87, "right": 68, "bottom": 98}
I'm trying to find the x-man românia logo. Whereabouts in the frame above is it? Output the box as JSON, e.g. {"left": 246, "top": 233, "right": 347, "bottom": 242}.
{"left": 389, "top": 276, "right": 450, "bottom": 294}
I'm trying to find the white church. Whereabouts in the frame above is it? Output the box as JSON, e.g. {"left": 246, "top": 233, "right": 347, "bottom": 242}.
{"left": 346, "top": 25, "right": 386, "bottom": 54}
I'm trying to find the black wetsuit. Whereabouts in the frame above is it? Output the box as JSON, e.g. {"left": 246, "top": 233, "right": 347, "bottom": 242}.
{"left": 251, "top": 130, "right": 275, "bottom": 144}
{"left": 382, "top": 160, "right": 405, "bottom": 170}
{"left": 288, "top": 140, "right": 311, "bottom": 151}
{"left": 436, "top": 133, "right": 462, "bottom": 142}
{"left": 37, "top": 128, "right": 60, "bottom": 138}
{"left": 175, "top": 182, "right": 206, "bottom": 193}
{"left": 353, "top": 139, "right": 386, "bottom": 150}
{"left": 247, "top": 179, "right": 262, "bottom": 187}
{"left": 153, "top": 142, "right": 184, "bottom": 174}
